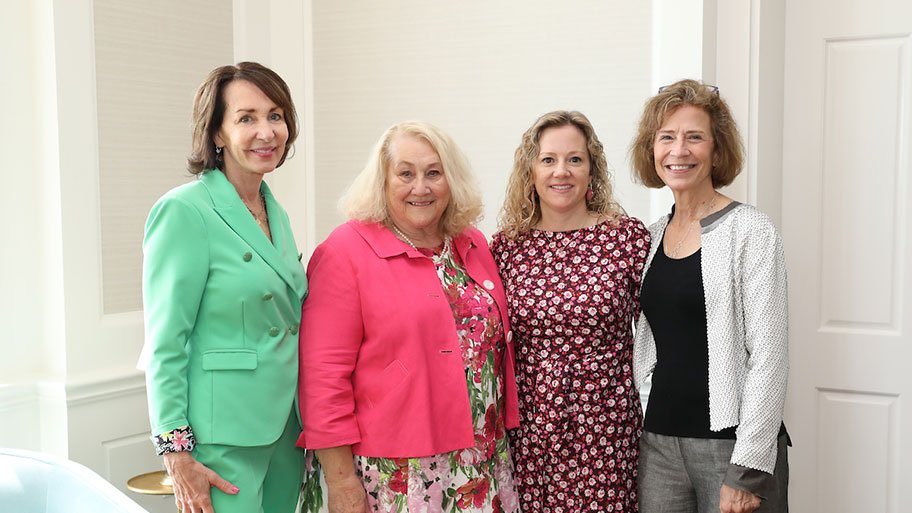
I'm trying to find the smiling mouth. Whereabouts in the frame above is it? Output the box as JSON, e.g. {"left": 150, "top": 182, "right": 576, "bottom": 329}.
{"left": 409, "top": 200, "right": 433, "bottom": 207}
{"left": 666, "top": 164, "right": 696, "bottom": 171}
{"left": 550, "top": 184, "right": 573, "bottom": 190}
{"left": 251, "top": 148, "right": 276, "bottom": 155}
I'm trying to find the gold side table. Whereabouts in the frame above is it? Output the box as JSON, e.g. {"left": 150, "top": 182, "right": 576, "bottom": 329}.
{"left": 127, "top": 470, "right": 174, "bottom": 495}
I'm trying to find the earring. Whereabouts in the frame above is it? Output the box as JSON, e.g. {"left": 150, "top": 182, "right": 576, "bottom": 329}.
{"left": 586, "top": 185, "right": 594, "bottom": 202}
{"left": 215, "top": 146, "right": 222, "bottom": 154}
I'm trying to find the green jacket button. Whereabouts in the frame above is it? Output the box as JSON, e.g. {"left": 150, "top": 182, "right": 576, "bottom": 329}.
{"left": 289, "top": 326, "right": 299, "bottom": 335}
{"left": 243, "top": 252, "right": 253, "bottom": 262}
{"left": 269, "top": 327, "right": 280, "bottom": 337}
{"left": 262, "top": 292, "right": 273, "bottom": 300}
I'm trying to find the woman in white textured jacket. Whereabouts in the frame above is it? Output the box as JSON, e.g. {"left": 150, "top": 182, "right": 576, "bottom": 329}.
{"left": 628, "top": 79, "right": 790, "bottom": 513}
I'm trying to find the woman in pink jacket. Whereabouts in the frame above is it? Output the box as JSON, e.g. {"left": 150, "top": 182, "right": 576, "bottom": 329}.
{"left": 297, "top": 121, "right": 520, "bottom": 513}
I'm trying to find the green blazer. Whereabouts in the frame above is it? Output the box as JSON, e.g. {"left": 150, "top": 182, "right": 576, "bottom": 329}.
{"left": 142, "top": 169, "right": 307, "bottom": 447}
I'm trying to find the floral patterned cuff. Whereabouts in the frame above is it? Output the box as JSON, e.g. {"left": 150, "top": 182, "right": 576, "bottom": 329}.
{"left": 152, "top": 426, "right": 196, "bottom": 456}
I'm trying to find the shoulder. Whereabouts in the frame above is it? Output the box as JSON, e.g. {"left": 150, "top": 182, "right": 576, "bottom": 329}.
{"left": 146, "top": 181, "right": 209, "bottom": 228}
{"left": 460, "top": 226, "right": 489, "bottom": 247}
{"left": 151, "top": 179, "right": 206, "bottom": 209}
{"left": 723, "top": 203, "right": 782, "bottom": 242}
{"left": 317, "top": 220, "right": 369, "bottom": 252}
{"left": 613, "top": 215, "right": 650, "bottom": 240}
{"left": 489, "top": 229, "right": 523, "bottom": 256}
{"left": 644, "top": 214, "right": 670, "bottom": 239}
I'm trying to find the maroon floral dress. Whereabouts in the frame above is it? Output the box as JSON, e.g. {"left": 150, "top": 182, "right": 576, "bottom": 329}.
{"left": 491, "top": 217, "right": 650, "bottom": 513}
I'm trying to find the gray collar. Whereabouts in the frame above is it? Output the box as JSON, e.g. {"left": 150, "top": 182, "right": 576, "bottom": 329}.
{"left": 669, "top": 200, "right": 742, "bottom": 233}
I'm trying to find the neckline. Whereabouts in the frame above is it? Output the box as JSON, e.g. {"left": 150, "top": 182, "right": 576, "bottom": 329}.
{"left": 530, "top": 216, "right": 620, "bottom": 235}
{"left": 669, "top": 201, "right": 741, "bottom": 228}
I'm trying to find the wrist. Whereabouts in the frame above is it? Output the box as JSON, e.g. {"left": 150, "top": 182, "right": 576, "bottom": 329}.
{"left": 152, "top": 425, "right": 196, "bottom": 455}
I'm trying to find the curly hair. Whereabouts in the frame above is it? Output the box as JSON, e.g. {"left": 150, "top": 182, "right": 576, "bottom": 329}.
{"left": 629, "top": 79, "right": 743, "bottom": 188}
{"left": 339, "top": 121, "right": 483, "bottom": 238}
{"left": 498, "top": 110, "right": 622, "bottom": 239}
{"left": 188, "top": 62, "right": 298, "bottom": 174}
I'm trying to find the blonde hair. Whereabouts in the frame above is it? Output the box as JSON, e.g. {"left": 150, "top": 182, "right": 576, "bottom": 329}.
{"left": 629, "top": 79, "right": 743, "bottom": 188}
{"left": 340, "top": 121, "right": 483, "bottom": 237}
{"left": 499, "top": 110, "right": 622, "bottom": 239}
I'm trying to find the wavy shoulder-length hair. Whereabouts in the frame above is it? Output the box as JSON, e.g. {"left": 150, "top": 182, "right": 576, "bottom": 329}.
{"left": 499, "top": 110, "right": 622, "bottom": 239}
{"left": 340, "top": 121, "right": 483, "bottom": 237}
{"left": 187, "top": 61, "right": 298, "bottom": 174}
{"left": 629, "top": 79, "right": 743, "bottom": 189}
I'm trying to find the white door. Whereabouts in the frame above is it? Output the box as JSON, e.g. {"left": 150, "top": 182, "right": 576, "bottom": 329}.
{"left": 781, "top": 1, "right": 912, "bottom": 512}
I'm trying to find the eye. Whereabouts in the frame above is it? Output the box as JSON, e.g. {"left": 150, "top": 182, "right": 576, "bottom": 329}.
{"left": 540, "top": 156, "right": 554, "bottom": 164}
{"left": 398, "top": 169, "right": 413, "bottom": 179}
{"left": 427, "top": 169, "right": 442, "bottom": 177}
{"left": 687, "top": 133, "right": 705, "bottom": 141}
{"left": 570, "top": 156, "right": 583, "bottom": 164}
{"left": 239, "top": 115, "right": 253, "bottom": 123}
{"left": 269, "top": 112, "right": 283, "bottom": 122}
{"left": 657, "top": 134, "right": 673, "bottom": 142}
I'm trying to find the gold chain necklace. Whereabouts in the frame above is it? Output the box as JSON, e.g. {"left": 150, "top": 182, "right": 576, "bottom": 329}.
{"left": 245, "top": 192, "right": 268, "bottom": 227}
{"left": 668, "top": 193, "right": 717, "bottom": 258}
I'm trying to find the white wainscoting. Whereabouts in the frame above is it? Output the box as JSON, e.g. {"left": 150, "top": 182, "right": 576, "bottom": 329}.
{"left": 65, "top": 372, "right": 172, "bottom": 513}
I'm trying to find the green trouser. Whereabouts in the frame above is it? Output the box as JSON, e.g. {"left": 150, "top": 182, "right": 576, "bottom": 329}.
{"left": 194, "top": 410, "right": 304, "bottom": 513}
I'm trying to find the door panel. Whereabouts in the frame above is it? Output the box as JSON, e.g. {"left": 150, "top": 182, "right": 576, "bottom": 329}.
{"left": 782, "top": 1, "right": 912, "bottom": 512}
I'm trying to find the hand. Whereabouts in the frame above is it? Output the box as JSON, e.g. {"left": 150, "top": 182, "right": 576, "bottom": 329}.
{"left": 325, "top": 474, "right": 370, "bottom": 513}
{"left": 719, "top": 484, "right": 761, "bottom": 513}
{"left": 163, "top": 452, "right": 238, "bottom": 513}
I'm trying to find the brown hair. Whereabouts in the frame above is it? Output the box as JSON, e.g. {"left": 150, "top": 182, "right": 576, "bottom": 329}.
{"left": 499, "top": 110, "right": 622, "bottom": 238}
{"left": 187, "top": 62, "right": 298, "bottom": 174}
{"left": 629, "top": 79, "right": 743, "bottom": 188}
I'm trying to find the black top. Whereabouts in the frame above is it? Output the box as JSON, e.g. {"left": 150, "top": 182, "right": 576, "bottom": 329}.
{"left": 639, "top": 229, "right": 737, "bottom": 439}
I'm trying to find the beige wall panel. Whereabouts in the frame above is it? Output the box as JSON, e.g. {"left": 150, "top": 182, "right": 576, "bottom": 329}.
{"left": 94, "top": 0, "right": 233, "bottom": 313}
{"left": 311, "top": 1, "right": 652, "bottom": 241}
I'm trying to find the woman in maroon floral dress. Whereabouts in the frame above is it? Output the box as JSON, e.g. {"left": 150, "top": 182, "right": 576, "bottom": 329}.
{"left": 492, "top": 111, "right": 650, "bottom": 513}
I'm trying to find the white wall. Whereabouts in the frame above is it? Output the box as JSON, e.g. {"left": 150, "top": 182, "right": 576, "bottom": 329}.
{"left": 0, "top": 0, "right": 67, "bottom": 454}
{"left": 0, "top": 1, "right": 729, "bottom": 510}
{"left": 308, "top": 1, "right": 655, "bottom": 241}
{"left": 1, "top": 1, "right": 233, "bottom": 511}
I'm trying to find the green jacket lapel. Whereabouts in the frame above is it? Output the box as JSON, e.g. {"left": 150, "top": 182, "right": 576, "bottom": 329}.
{"left": 201, "top": 170, "right": 297, "bottom": 292}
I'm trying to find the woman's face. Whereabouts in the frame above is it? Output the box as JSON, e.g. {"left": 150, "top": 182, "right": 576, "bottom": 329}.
{"left": 214, "top": 79, "right": 288, "bottom": 180}
{"left": 532, "top": 124, "right": 591, "bottom": 221}
{"left": 653, "top": 104, "right": 716, "bottom": 193}
{"left": 385, "top": 134, "right": 451, "bottom": 237}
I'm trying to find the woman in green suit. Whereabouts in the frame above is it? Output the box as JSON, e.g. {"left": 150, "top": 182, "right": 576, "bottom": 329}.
{"left": 141, "top": 62, "right": 308, "bottom": 513}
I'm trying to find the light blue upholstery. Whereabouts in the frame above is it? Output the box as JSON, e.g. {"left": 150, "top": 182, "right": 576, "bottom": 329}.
{"left": 0, "top": 449, "right": 148, "bottom": 513}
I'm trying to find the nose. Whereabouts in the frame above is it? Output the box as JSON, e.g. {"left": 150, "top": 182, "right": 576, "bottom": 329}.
{"left": 554, "top": 160, "right": 571, "bottom": 177}
{"left": 256, "top": 119, "right": 275, "bottom": 141}
{"left": 413, "top": 175, "right": 432, "bottom": 194}
{"left": 670, "top": 136, "right": 689, "bottom": 156}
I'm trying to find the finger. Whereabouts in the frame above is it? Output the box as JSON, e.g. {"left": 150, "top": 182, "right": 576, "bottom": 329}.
{"left": 207, "top": 468, "right": 240, "bottom": 495}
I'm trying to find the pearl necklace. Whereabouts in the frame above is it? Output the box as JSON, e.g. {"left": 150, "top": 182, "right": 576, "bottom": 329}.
{"left": 390, "top": 224, "right": 451, "bottom": 260}
{"left": 668, "top": 192, "right": 717, "bottom": 259}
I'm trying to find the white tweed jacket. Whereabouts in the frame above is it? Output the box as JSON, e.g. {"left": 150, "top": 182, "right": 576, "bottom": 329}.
{"left": 633, "top": 202, "right": 789, "bottom": 474}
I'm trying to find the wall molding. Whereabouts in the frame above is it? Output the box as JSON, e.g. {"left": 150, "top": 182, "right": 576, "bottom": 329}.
{"left": 66, "top": 371, "right": 146, "bottom": 407}
{"left": 0, "top": 372, "right": 146, "bottom": 410}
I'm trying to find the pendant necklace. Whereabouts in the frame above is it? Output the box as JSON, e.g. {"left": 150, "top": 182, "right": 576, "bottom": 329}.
{"left": 668, "top": 193, "right": 717, "bottom": 258}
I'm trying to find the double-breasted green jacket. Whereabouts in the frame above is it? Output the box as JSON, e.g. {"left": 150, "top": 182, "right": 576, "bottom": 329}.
{"left": 141, "top": 169, "right": 307, "bottom": 446}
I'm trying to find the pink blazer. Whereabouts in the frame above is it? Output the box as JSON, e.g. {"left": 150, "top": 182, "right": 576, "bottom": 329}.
{"left": 296, "top": 220, "right": 519, "bottom": 457}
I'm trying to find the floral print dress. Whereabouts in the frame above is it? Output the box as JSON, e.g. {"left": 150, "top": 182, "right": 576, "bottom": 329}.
{"left": 302, "top": 245, "right": 520, "bottom": 513}
{"left": 491, "top": 217, "right": 649, "bottom": 513}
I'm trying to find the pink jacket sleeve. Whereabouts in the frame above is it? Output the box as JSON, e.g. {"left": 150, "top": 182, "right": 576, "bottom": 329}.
{"left": 296, "top": 233, "right": 364, "bottom": 449}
